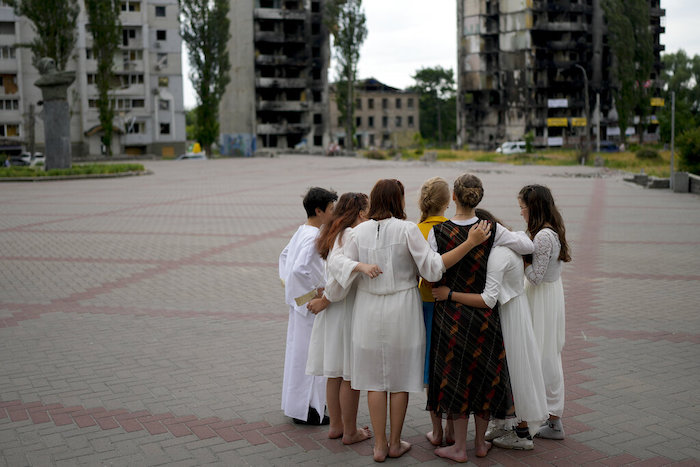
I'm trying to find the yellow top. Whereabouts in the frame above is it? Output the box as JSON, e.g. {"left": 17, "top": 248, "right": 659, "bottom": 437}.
{"left": 417, "top": 215, "right": 448, "bottom": 302}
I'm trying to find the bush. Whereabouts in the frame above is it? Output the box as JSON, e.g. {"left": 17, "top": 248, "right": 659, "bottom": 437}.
{"left": 635, "top": 148, "right": 661, "bottom": 160}
{"left": 0, "top": 163, "right": 145, "bottom": 178}
{"left": 677, "top": 127, "right": 700, "bottom": 175}
{"left": 524, "top": 130, "right": 535, "bottom": 154}
{"left": 364, "top": 149, "right": 385, "bottom": 160}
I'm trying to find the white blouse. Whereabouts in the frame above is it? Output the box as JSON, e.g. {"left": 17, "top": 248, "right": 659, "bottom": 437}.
{"left": 525, "top": 228, "right": 562, "bottom": 285}
{"left": 428, "top": 217, "right": 534, "bottom": 255}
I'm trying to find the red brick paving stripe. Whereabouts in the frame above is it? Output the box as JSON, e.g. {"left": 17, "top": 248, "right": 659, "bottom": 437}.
{"left": 184, "top": 416, "right": 221, "bottom": 428}
{"left": 73, "top": 415, "right": 97, "bottom": 428}
{"left": 94, "top": 409, "right": 129, "bottom": 419}
{"left": 212, "top": 427, "right": 244, "bottom": 443}
{"left": 166, "top": 423, "right": 193, "bottom": 438}
{"left": 0, "top": 409, "right": 6, "bottom": 419}
{"left": 0, "top": 401, "right": 21, "bottom": 409}
{"left": 29, "top": 411, "right": 51, "bottom": 424}
{"left": 48, "top": 406, "right": 83, "bottom": 415}
{"left": 259, "top": 424, "right": 296, "bottom": 435}
{"left": 142, "top": 421, "right": 169, "bottom": 435}
{"left": 19, "top": 401, "right": 43, "bottom": 410}
{"left": 28, "top": 403, "right": 63, "bottom": 413}
{"left": 97, "top": 417, "right": 120, "bottom": 430}
{"left": 265, "top": 432, "right": 294, "bottom": 449}
{"left": 318, "top": 438, "right": 348, "bottom": 454}
{"left": 162, "top": 415, "right": 198, "bottom": 426}
{"left": 8, "top": 409, "right": 28, "bottom": 422}
{"left": 137, "top": 413, "right": 174, "bottom": 423}
{"left": 209, "top": 419, "right": 245, "bottom": 430}
{"left": 51, "top": 413, "right": 73, "bottom": 426}
{"left": 114, "top": 410, "right": 150, "bottom": 421}
{"left": 190, "top": 425, "right": 218, "bottom": 440}
{"left": 70, "top": 407, "right": 107, "bottom": 417}
{"left": 236, "top": 421, "right": 271, "bottom": 432}
{"left": 118, "top": 418, "right": 144, "bottom": 432}
{"left": 241, "top": 430, "right": 268, "bottom": 446}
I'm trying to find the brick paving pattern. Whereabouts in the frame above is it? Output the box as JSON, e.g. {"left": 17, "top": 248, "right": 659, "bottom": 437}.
{"left": 1, "top": 156, "right": 698, "bottom": 466}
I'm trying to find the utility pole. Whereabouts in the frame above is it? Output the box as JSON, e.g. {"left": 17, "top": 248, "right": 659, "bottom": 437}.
{"left": 670, "top": 91, "right": 675, "bottom": 189}
{"left": 27, "top": 104, "right": 36, "bottom": 157}
{"left": 575, "top": 64, "right": 590, "bottom": 164}
{"left": 596, "top": 93, "right": 600, "bottom": 153}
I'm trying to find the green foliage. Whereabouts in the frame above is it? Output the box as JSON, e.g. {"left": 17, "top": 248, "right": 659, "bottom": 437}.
{"left": 659, "top": 51, "right": 700, "bottom": 143}
{"left": 364, "top": 149, "right": 385, "bottom": 160}
{"left": 411, "top": 66, "right": 456, "bottom": 145}
{"left": 602, "top": 0, "right": 654, "bottom": 143}
{"left": 677, "top": 127, "right": 700, "bottom": 174}
{"left": 635, "top": 148, "right": 660, "bottom": 160}
{"left": 185, "top": 108, "right": 197, "bottom": 141}
{"left": 325, "top": 0, "right": 367, "bottom": 151}
{"left": 524, "top": 130, "right": 535, "bottom": 154}
{"left": 85, "top": 0, "right": 121, "bottom": 156}
{"left": 0, "top": 163, "right": 145, "bottom": 178}
{"left": 7, "top": 0, "right": 79, "bottom": 71}
{"left": 179, "top": 0, "right": 231, "bottom": 156}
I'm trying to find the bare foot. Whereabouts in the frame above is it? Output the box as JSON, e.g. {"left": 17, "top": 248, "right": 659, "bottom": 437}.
{"left": 388, "top": 439, "right": 411, "bottom": 458}
{"left": 445, "top": 436, "right": 456, "bottom": 446}
{"left": 343, "top": 426, "right": 372, "bottom": 445}
{"left": 373, "top": 443, "right": 388, "bottom": 462}
{"left": 328, "top": 427, "right": 343, "bottom": 439}
{"left": 475, "top": 440, "right": 492, "bottom": 458}
{"left": 435, "top": 445, "right": 468, "bottom": 463}
{"left": 425, "top": 430, "right": 442, "bottom": 446}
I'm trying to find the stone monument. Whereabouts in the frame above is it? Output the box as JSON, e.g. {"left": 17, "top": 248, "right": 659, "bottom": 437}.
{"left": 34, "top": 58, "right": 75, "bottom": 170}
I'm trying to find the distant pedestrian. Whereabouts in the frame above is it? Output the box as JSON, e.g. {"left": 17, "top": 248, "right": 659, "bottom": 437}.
{"left": 518, "top": 184, "right": 572, "bottom": 440}
{"left": 279, "top": 187, "right": 338, "bottom": 425}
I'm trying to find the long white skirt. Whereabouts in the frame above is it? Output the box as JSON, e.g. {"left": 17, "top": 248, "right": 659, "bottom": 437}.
{"left": 499, "top": 294, "right": 549, "bottom": 436}
{"left": 351, "top": 287, "right": 425, "bottom": 393}
{"left": 525, "top": 277, "right": 566, "bottom": 418}
{"left": 306, "top": 289, "right": 355, "bottom": 380}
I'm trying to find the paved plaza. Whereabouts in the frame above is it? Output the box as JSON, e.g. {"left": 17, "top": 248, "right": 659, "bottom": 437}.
{"left": 1, "top": 155, "right": 699, "bottom": 466}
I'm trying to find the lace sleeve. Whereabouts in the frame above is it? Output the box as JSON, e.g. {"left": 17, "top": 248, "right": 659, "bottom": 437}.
{"left": 525, "top": 230, "right": 555, "bottom": 285}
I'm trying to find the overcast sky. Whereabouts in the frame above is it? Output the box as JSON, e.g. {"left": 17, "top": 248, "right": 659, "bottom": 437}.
{"left": 182, "top": 0, "right": 700, "bottom": 109}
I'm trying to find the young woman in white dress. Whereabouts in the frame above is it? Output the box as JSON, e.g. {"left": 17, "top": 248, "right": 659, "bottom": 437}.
{"left": 518, "top": 185, "right": 572, "bottom": 440}
{"left": 305, "top": 192, "right": 374, "bottom": 445}
{"left": 336, "top": 179, "right": 492, "bottom": 462}
{"left": 432, "top": 209, "right": 548, "bottom": 451}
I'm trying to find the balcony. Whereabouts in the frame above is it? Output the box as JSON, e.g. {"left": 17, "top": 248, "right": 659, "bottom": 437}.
{"left": 255, "top": 77, "right": 307, "bottom": 89}
{"left": 254, "top": 31, "right": 306, "bottom": 43}
{"left": 533, "top": 21, "right": 588, "bottom": 32}
{"left": 257, "top": 122, "right": 310, "bottom": 134}
{"left": 649, "top": 7, "right": 665, "bottom": 17}
{"left": 255, "top": 54, "right": 309, "bottom": 67}
{"left": 256, "top": 100, "right": 309, "bottom": 112}
{"left": 254, "top": 8, "right": 306, "bottom": 21}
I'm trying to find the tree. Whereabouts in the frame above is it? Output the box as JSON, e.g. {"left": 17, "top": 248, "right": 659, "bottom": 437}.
{"left": 179, "top": 0, "right": 231, "bottom": 156}
{"left": 7, "top": 0, "right": 79, "bottom": 71}
{"left": 411, "top": 66, "right": 456, "bottom": 146}
{"left": 325, "top": 0, "right": 367, "bottom": 151}
{"left": 85, "top": 0, "right": 121, "bottom": 156}
{"left": 659, "top": 50, "right": 700, "bottom": 143}
{"left": 602, "top": 0, "right": 653, "bottom": 144}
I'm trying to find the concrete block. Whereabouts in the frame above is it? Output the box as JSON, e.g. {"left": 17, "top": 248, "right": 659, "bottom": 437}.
{"left": 672, "top": 172, "right": 690, "bottom": 193}
{"left": 646, "top": 177, "right": 670, "bottom": 189}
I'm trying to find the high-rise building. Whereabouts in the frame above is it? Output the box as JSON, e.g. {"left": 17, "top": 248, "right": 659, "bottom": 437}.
{"left": 219, "top": 0, "right": 330, "bottom": 156}
{"left": 0, "top": 0, "right": 186, "bottom": 158}
{"left": 457, "top": 0, "right": 665, "bottom": 150}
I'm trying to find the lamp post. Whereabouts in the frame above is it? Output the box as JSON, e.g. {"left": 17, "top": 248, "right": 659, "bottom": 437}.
{"left": 574, "top": 64, "right": 591, "bottom": 164}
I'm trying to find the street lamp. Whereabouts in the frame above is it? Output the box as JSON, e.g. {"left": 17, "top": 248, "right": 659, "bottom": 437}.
{"left": 574, "top": 64, "right": 591, "bottom": 164}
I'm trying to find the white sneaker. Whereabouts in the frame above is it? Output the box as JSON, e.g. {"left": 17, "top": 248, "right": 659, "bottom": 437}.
{"left": 493, "top": 430, "right": 534, "bottom": 450}
{"left": 536, "top": 419, "right": 565, "bottom": 440}
{"left": 485, "top": 423, "right": 509, "bottom": 441}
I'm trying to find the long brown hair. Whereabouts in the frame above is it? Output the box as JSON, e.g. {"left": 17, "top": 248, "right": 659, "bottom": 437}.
{"left": 367, "top": 179, "right": 406, "bottom": 221}
{"left": 518, "top": 185, "right": 571, "bottom": 262}
{"left": 316, "top": 192, "right": 368, "bottom": 259}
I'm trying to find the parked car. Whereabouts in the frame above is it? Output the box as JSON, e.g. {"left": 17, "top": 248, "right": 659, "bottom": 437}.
{"left": 19, "top": 152, "right": 45, "bottom": 166}
{"left": 598, "top": 141, "right": 620, "bottom": 152}
{"left": 495, "top": 141, "right": 527, "bottom": 154}
{"left": 176, "top": 152, "right": 207, "bottom": 160}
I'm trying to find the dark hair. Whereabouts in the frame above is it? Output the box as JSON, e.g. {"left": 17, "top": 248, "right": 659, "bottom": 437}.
{"left": 453, "top": 173, "right": 484, "bottom": 208}
{"left": 303, "top": 187, "right": 338, "bottom": 218}
{"left": 316, "top": 192, "right": 368, "bottom": 259}
{"left": 367, "top": 179, "right": 406, "bottom": 221}
{"left": 518, "top": 184, "right": 571, "bottom": 262}
{"left": 475, "top": 208, "right": 507, "bottom": 230}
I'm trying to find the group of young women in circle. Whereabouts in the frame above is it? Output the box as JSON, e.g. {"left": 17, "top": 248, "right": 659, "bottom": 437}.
{"left": 304, "top": 173, "right": 570, "bottom": 463}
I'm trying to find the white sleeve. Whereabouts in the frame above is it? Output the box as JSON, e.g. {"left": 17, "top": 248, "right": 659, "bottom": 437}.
{"left": 278, "top": 244, "right": 289, "bottom": 281}
{"left": 428, "top": 227, "right": 438, "bottom": 252}
{"left": 324, "top": 230, "right": 360, "bottom": 301}
{"left": 525, "top": 231, "right": 554, "bottom": 285}
{"left": 288, "top": 239, "right": 324, "bottom": 317}
{"left": 407, "top": 223, "right": 445, "bottom": 282}
{"left": 493, "top": 223, "right": 534, "bottom": 254}
{"left": 480, "top": 251, "right": 505, "bottom": 309}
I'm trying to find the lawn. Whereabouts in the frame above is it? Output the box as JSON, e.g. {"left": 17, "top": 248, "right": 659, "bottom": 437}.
{"left": 0, "top": 163, "right": 146, "bottom": 178}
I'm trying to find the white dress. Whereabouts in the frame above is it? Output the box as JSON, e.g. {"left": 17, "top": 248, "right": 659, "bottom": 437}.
{"left": 306, "top": 228, "right": 358, "bottom": 380}
{"left": 524, "top": 228, "right": 566, "bottom": 418}
{"left": 337, "top": 217, "right": 446, "bottom": 393}
{"left": 279, "top": 225, "right": 327, "bottom": 421}
{"left": 480, "top": 247, "right": 548, "bottom": 436}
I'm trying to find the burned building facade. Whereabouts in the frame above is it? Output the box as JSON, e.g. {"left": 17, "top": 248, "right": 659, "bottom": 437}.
{"left": 457, "top": 0, "right": 665, "bottom": 150}
{"left": 219, "top": 0, "right": 331, "bottom": 156}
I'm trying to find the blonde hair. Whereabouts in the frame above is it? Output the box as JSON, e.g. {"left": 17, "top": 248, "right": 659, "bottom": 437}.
{"left": 418, "top": 177, "right": 450, "bottom": 222}
{"left": 453, "top": 173, "right": 484, "bottom": 208}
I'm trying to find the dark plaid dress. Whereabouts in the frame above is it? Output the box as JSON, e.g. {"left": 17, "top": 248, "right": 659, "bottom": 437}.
{"left": 426, "top": 220, "right": 514, "bottom": 420}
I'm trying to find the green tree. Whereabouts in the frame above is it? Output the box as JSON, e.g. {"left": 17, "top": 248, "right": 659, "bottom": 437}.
{"left": 85, "top": 0, "right": 121, "bottom": 156}
{"left": 602, "top": 0, "right": 653, "bottom": 144}
{"left": 411, "top": 66, "right": 456, "bottom": 146}
{"left": 325, "top": 0, "right": 367, "bottom": 151}
{"left": 659, "top": 50, "right": 700, "bottom": 143}
{"left": 179, "top": 0, "right": 231, "bottom": 156}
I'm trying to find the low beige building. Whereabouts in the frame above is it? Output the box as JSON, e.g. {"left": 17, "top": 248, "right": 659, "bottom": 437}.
{"left": 330, "top": 78, "right": 420, "bottom": 149}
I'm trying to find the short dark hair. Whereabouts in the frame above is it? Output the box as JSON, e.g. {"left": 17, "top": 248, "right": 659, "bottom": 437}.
{"left": 367, "top": 179, "right": 406, "bottom": 221}
{"left": 303, "top": 187, "right": 338, "bottom": 218}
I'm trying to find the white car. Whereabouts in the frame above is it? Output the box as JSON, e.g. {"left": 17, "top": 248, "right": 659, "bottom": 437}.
{"left": 495, "top": 141, "right": 526, "bottom": 154}
{"left": 176, "top": 153, "right": 207, "bottom": 160}
{"left": 19, "top": 152, "right": 45, "bottom": 166}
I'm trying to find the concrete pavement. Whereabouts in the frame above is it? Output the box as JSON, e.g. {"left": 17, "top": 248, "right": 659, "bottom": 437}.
{"left": 1, "top": 155, "right": 698, "bottom": 466}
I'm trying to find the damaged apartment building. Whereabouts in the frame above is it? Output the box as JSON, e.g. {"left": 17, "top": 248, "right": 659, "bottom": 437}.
{"left": 219, "top": 0, "right": 330, "bottom": 156}
{"left": 457, "top": 0, "right": 665, "bottom": 149}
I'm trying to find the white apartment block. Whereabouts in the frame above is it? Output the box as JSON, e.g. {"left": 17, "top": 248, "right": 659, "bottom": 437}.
{"left": 0, "top": 0, "right": 186, "bottom": 158}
